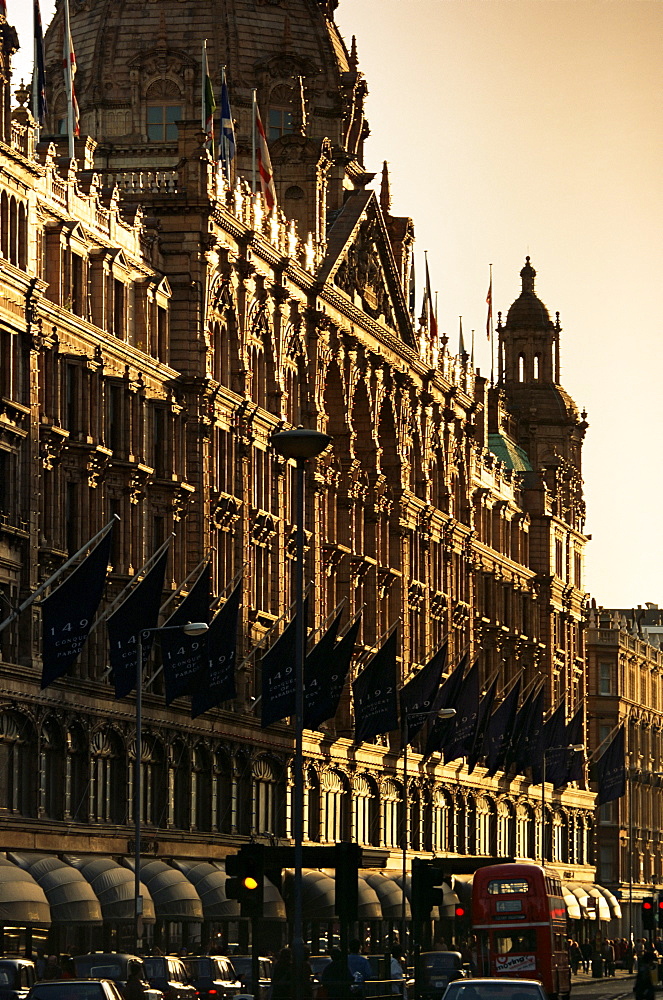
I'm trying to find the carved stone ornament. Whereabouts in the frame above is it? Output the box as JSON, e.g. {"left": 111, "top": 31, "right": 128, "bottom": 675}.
{"left": 39, "top": 423, "right": 69, "bottom": 470}
{"left": 334, "top": 218, "right": 395, "bottom": 326}
{"left": 211, "top": 491, "right": 243, "bottom": 532}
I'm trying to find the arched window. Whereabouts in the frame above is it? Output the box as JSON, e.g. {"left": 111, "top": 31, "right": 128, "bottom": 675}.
{"left": 192, "top": 744, "right": 212, "bottom": 832}
{"left": 146, "top": 79, "right": 182, "bottom": 142}
{"left": 518, "top": 353, "right": 525, "bottom": 382}
{"left": 516, "top": 802, "right": 535, "bottom": 859}
{"left": 434, "top": 789, "right": 454, "bottom": 852}
{"left": 267, "top": 86, "right": 294, "bottom": 142}
{"left": 138, "top": 735, "right": 167, "bottom": 827}
{"left": 41, "top": 718, "right": 64, "bottom": 820}
{"left": 307, "top": 767, "right": 320, "bottom": 842}
{"left": 498, "top": 800, "right": 516, "bottom": 857}
{"left": 321, "top": 770, "right": 349, "bottom": 843}
{"left": 354, "top": 775, "right": 379, "bottom": 846}
{"left": 0, "top": 713, "right": 37, "bottom": 817}
{"left": 253, "top": 757, "right": 277, "bottom": 835}
{"left": 382, "top": 779, "right": 403, "bottom": 849}
{"left": 533, "top": 353, "right": 541, "bottom": 380}
{"left": 91, "top": 728, "right": 126, "bottom": 824}
{"left": 171, "top": 739, "right": 191, "bottom": 830}
{"left": 67, "top": 723, "right": 89, "bottom": 823}
{"left": 215, "top": 750, "right": 233, "bottom": 834}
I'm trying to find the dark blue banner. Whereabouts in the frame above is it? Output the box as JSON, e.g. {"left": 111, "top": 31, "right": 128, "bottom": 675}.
{"left": 162, "top": 564, "right": 211, "bottom": 705}
{"left": 443, "top": 660, "right": 480, "bottom": 764}
{"left": 595, "top": 725, "right": 626, "bottom": 805}
{"left": 191, "top": 582, "right": 241, "bottom": 718}
{"left": 424, "top": 653, "right": 468, "bottom": 757}
{"left": 303, "top": 611, "right": 345, "bottom": 730}
{"left": 467, "top": 675, "right": 498, "bottom": 773}
{"left": 107, "top": 549, "right": 168, "bottom": 699}
{"left": 353, "top": 630, "right": 399, "bottom": 743}
{"left": 485, "top": 679, "right": 521, "bottom": 778}
{"left": 400, "top": 642, "right": 447, "bottom": 745}
{"left": 261, "top": 599, "right": 308, "bottom": 728}
{"left": 41, "top": 528, "right": 113, "bottom": 688}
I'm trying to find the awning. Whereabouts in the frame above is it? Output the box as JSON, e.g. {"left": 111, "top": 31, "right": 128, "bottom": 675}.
{"left": 172, "top": 860, "right": 240, "bottom": 920}
{"left": 212, "top": 862, "right": 286, "bottom": 920}
{"left": 9, "top": 853, "right": 102, "bottom": 925}
{"left": 64, "top": 855, "right": 155, "bottom": 924}
{"left": 364, "top": 872, "right": 410, "bottom": 919}
{"left": 580, "top": 884, "right": 612, "bottom": 921}
{"left": 357, "top": 874, "right": 383, "bottom": 920}
{"left": 0, "top": 857, "right": 50, "bottom": 927}
{"left": 295, "top": 870, "right": 337, "bottom": 921}
{"left": 595, "top": 884, "right": 622, "bottom": 920}
{"left": 566, "top": 885, "right": 594, "bottom": 920}
{"left": 123, "top": 858, "right": 203, "bottom": 921}
{"left": 560, "top": 883, "right": 582, "bottom": 920}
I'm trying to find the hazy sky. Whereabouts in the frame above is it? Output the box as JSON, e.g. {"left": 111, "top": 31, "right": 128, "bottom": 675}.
{"left": 8, "top": 0, "right": 663, "bottom": 609}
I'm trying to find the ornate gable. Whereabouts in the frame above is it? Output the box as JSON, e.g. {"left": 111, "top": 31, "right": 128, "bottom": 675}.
{"left": 319, "top": 190, "right": 415, "bottom": 349}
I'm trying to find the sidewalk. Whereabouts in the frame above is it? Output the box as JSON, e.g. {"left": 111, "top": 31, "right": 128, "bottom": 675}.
{"left": 571, "top": 968, "right": 635, "bottom": 987}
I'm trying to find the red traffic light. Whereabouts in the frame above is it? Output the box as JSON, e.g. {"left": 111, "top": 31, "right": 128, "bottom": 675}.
{"left": 455, "top": 905, "right": 466, "bottom": 918}
{"left": 644, "top": 900, "right": 653, "bottom": 910}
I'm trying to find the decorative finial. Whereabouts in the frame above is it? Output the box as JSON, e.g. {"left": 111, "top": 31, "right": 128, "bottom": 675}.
{"left": 350, "top": 35, "right": 358, "bottom": 69}
{"left": 379, "top": 161, "right": 391, "bottom": 214}
{"left": 520, "top": 256, "right": 536, "bottom": 293}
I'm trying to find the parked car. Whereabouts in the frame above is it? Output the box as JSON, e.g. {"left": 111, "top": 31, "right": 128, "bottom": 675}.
{"left": 225, "top": 957, "right": 271, "bottom": 1000}
{"left": 141, "top": 957, "right": 197, "bottom": 1000}
{"left": 419, "top": 952, "right": 467, "bottom": 1000}
{"left": 181, "top": 957, "right": 241, "bottom": 1000}
{"left": 73, "top": 955, "right": 162, "bottom": 1000}
{"left": 0, "top": 959, "right": 36, "bottom": 1000}
{"left": 27, "top": 979, "right": 125, "bottom": 1000}
{"left": 441, "top": 979, "right": 546, "bottom": 1000}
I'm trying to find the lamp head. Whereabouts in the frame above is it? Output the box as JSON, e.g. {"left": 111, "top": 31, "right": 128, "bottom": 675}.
{"left": 182, "top": 622, "right": 209, "bottom": 636}
{"left": 437, "top": 708, "right": 456, "bottom": 720}
{"left": 270, "top": 427, "right": 332, "bottom": 461}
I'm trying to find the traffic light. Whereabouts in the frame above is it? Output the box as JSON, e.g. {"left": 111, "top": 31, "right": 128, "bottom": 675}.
{"left": 411, "top": 858, "right": 447, "bottom": 922}
{"left": 455, "top": 904, "right": 466, "bottom": 919}
{"left": 335, "top": 842, "right": 360, "bottom": 923}
{"left": 642, "top": 897, "right": 655, "bottom": 931}
{"left": 225, "top": 845, "right": 264, "bottom": 919}
{"left": 657, "top": 892, "right": 663, "bottom": 928}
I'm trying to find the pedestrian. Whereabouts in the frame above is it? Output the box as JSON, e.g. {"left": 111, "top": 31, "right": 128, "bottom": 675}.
{"left": 271, "top": 947, "right": 294, "bottom": 1000}
{"left": 35, "top": 951, "right": 47, "bottom": 981}
{"left": 124, "top": 963, "right": 147, "bottom": 1000}
{"left": 602, "top": 939, "right": 615, "bottom": 977}
{"left": 580, "top": 940, "right": 592, "bottom": 974}
{"left": 568, "top": 940, "right": 581, "bottom": 975}
{"left": 390, "top": 946, "right": 407, "bottom": 999}
{"left": 634, "top": 951, "right": 656, "bottom": 1000}
{"left": 320, "top": 948, "right": 353, "bottom": 1000}
{"left": 625, "top": 939, "right": 634, "bottom": 974}
{"left": 347, "top": 939, "right": 372, "bottom": 997}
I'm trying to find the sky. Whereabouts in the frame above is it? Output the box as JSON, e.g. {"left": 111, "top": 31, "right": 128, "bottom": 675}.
{"left": 7, "top": 0, "right": 663, "bottom": 609}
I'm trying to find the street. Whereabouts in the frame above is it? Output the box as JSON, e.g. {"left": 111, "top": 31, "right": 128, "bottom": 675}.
{"left": 572, "top": 969, "right": 634, "bottom": 1000}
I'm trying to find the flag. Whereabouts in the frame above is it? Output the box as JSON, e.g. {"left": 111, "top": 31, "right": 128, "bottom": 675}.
{"left": 594, "top": 725, "right": 626, "bottom": 805}
{"left": 486, "top": 273, "right": 493, "bottom": 339}
{"left": 219, "top": 67, "right": 236, "bottom": 184}
{"left": 261, "top": 600, "right": 308, "bottom": 728}
{"left": 443, "top": 660, "right": 480, "bottom": 764}
{"left": 107, "top": 549, "right": 169, "bottom": 699}
{"left": 467, "top": 675, "right": 498, "bottom": 774}
{"left": 425, "top": 256, "right": 438, "bottom": 344}
{"left": 161, "top": 564, "right": 211, "bottom": 705}
{"left": 353, "top": 630, "right": 399, "bottom": 743}
{"left": 33, "top": 0, "right": 48, "bottom": 125}
{"left": 400, "top": 642, "right": 447, "bottom": 745}
{"left": 565, "top": 704, "right": 585, "bottom": 784}
{"left": 41, "top": 528, "right": 113, "bottom": 688}
{"left": 202, "top": 41, "right": 216, "bottom": 156}
{"left": 424, "top": 652, "right": 468, "bottom": 757}
{"left": 303, "top": 611, "right": 353, "bottom": 730}
{"left": 538, "top": 698, "right": 568, "bottom": 788}
{"left": 191, "top": 582, "right": 241, "bottom": 718}
{"left": 484, "top": 679, "right": 521, "bottom": 778}
{"left": 459, "top": 317, "right": 465, "bottom": 357}
{"left": 514, "top": 683, "right": 545, "bottom": 777}
{"left": 62, "top": 0, "right": 80, "bottom": 140}
{"left": 503, "top": 683, "right": 537, "bottom": 775}
{"left": 255, "top": 100, "right": 276, "bottom": 210}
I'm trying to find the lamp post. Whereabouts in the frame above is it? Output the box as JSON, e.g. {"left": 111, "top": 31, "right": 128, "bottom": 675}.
{"left": 401, "top": 708, "right": 456, "bottom": 944}
{"left": 270, "top": 427, "right": 331, "bottom": 997}
{"left": 134, "top": 620, "right": 209, "bottom": 951}
{"left": 540, "top": 744, "right": 584, "bottom": 865}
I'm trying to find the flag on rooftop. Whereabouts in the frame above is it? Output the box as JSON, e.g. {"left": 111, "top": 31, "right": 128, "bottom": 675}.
{"left": 486, "top": 271, "right": 493, "bottom": 340}
{"left": 62, "top": 0, "right": 80, "bottom": 141}
{"left": 33, "top": 0, "right": 48, "bottom": 125}
{"left": 255, "top": 98, "right": 276, "bottom": 210}
{"left": 219, "top": 67, "right": 235, "bottom": 184}
{"left": 202, "top": 41, "right": 216, "bottom": 157}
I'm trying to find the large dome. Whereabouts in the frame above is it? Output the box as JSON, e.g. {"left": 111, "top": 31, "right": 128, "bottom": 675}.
{"left": 505, "top": 256, "right": 553, "bottom": 329}
{"left": 43, "top": 0, "right": 366, "bottom": 169}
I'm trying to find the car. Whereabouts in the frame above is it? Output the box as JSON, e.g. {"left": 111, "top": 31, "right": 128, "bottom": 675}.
{"left": 72, "top": 955, "right": 162, "bottom": 1000}
{"left": 225, "top": 957, "right": 271, "bottom": 1000}
{"left": 419, "top": 951, "right": 467, "bottom": 1000}
{"left": 141, "top": 957, "right": 197, "bottom": 1000}
{"left": 26, "top": 979, "right": 125, "bottom": 1000}
{"left": 0, "top": 959, "right": 36, "bottom": 1000}
{"left": 181, "top": 957, "right": 242, "bottom": 1000}
{"left": 441, "top": 979, "right": 547, "bottom": 1000}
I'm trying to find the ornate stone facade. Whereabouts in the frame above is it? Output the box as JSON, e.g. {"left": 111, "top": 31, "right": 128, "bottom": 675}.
{"left": 0, "top": 0, "right": 600, "bottom": 954}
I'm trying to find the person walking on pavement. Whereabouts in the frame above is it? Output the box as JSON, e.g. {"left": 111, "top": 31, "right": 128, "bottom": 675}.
{"left": 580, "top": 941, "right": 592, "bottom": 974}
{"left": 634, "top": 951, "right": 656, "bottom": 1000}
{"left": 347, "top": 939, "right": 372, "bottom": 997}
{"left": 389, "top": 946, "right": 407, "bottom": 999}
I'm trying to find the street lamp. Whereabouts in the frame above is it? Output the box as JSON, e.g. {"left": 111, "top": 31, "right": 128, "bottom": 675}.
{"left": 134, "top": 620, "right": 208, "bottom": 950}
{"left": 270, "top": 426, "right": 331, "bottom": 998}
{"left": 540, "top": 744, "right": 584, "bottom": 865}
{"left": 401, "top": 707, "right": 457, "bottom": 941}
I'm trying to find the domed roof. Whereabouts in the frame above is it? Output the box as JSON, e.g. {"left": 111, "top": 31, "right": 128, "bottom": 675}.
{"left": 505, "top": 257, "right": 553, "bottom": 330}
{"left": 43, "top": 0, "right": 358, "bottom": 155}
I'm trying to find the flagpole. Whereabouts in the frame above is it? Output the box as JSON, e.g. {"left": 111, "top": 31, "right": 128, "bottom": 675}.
{"left": 489, "top": 263, "right": 494, "bottom": 386}
{"left": 32, "top": 5, "right": 39, "bottom": 137}
{"left": 201, "top": 40, "right": 207, "bottom": 132}
{"left": 63, "top": 0, "right": 74, "bottom": 160}
{"left": 0, "top": 515, "right": 118, "bottom": 634}
{"left": 251, "top": 89, "right": 257, "bottom": 195}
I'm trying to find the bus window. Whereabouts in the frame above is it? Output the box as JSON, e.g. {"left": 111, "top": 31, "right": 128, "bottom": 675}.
{"left": 487, "top": 879, "right": 529, "bottom": 894}
{"left": 493, "top": 930, "right": 537, "bottom": 953}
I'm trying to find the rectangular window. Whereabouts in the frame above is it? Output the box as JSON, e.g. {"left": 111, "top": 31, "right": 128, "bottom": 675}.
{"left": 65, "top": 481, "right": 78, "bottom": 555}
{"left": 147, "top": 104, "right": 182, "bottom": 142}
{"left": 598, "top": 661, "right": 613, "bottom": 696}
{"left": 268, "top": 108, "right": 293, "bottom": 142}
{"left": 555, "top": 537, "right": 563, "bottom": 578}
{"left": 113, "top": 280, "right": 125, "bottom": 339}
{"left": 72, "top": 254, "right": 84, "bottom": 317}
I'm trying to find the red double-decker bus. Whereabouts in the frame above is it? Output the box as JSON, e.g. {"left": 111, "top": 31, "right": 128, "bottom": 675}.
{"left": 472, "top": 863, "right": 570, "bottom": 1000}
